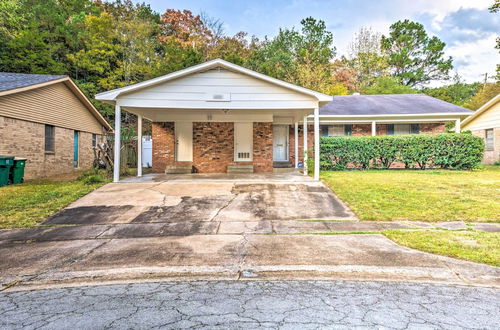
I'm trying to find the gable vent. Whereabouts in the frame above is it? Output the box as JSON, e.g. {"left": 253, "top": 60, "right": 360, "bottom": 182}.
{"left": 205, "top": 92, "right": 230, "bottom": 102}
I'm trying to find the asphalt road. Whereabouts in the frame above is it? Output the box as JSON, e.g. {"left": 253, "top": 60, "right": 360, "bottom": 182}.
{"left": 1, "top": 281, "right": 498, "bottom": 329}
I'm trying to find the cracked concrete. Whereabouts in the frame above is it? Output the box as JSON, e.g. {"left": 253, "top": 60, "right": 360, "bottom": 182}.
{"left": 0, "top": 281, "right": 499, "bottom": 329}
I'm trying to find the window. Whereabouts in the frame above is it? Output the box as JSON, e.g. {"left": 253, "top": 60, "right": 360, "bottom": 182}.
{"left": 320, "top": 125, "right": 353, "bottom": 137}
{"left": 92, "top": 134, "right": 97, "bottom": 148}
{"left": 485, "top": 129, "right": 494, "bottom": 150}
{"left": 44, "top": 125, "right": 55, "bottom": 153}
{"left": 388, "top": 124, "right": 420, "bottom": 135}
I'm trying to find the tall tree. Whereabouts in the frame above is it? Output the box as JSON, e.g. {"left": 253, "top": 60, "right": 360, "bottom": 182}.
{"left": 422, "top": 74, "right": 481, "bottom": 106}
{"left": 489, "top": 0, "right": 500, "bottom": 78}
{"left": 346, "top": 27, "right": 388, "bottom": 90}
{"left": 362, "top": 77, "right": 418, "bottom": 95}
{"left": 381, "top": 20, "right": 453, "bottom": 87}
{"left": 464, "top": 82, "right": 500, "bottom": 110}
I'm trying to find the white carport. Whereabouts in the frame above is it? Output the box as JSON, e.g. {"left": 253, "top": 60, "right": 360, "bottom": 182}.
{"left": 95, "top": 59, "right": 332, "bottom": 182}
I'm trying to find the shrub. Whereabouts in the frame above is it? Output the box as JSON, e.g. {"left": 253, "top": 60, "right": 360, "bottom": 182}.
{"left": 81, "top": 174, "right": 105, "bottom": 185}
{"left": 320, "top": 133, "right": 484, "bottom": 171}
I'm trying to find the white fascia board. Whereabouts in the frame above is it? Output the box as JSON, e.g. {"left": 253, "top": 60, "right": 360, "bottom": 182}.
{"left": 95, "top": 59, "right": 332, "bottom": 102}
{"left": 311, "top": 112, "right": 473, "bottom": 118}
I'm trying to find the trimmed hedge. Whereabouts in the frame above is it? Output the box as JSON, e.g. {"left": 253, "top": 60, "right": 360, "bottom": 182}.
{"left": 320, "top": 133, "right": 484, "bottom": 170}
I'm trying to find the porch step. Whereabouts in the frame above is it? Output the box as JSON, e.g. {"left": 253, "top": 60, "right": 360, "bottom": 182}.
{"left": 273, "top": 161, "right": 292, "bottom": 168}
{"left": 227, "top": 164, "right": 254, "bottom": 174}
{"left": 165, "top": 165, "right": 192, "bottom": 174}
{"left": 273, "top": 167, "right": 296, "bottom": 173}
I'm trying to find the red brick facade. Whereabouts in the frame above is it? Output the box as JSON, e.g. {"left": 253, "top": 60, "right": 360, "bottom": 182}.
{"left": 152, "top": 121, "right": 273, "bottom": 173}
{"left": 152, "top": 121, "right": 446, "bottom": 173}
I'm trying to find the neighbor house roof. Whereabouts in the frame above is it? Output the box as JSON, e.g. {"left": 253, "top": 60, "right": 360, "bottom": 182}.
{"left": 461, "top": 93, "right": 500, "bottom": 128}
{"left": 95, "top": 58, "right": 332, "bottom": 103}
{"left": 0, "top": 72, "right": 67, "bottom": 92}
{"left": 0, "top": 72, "right": 112, "bottom": 131}
{"left": 320, "top": 94, "right": 474, "bottom": 117}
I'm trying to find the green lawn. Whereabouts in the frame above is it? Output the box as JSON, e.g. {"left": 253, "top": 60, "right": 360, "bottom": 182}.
{"left": 383, "top": 230, "right": 500, "bottom": 267}
{"left": 321, "top": 166, "right": 500, "bottom": 222}
{"left": 0, "top": 180, "right": 105, "bottom": 229}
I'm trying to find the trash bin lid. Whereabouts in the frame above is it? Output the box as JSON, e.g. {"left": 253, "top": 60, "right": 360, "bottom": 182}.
{"left": 14, "top": 157, "right": 27, "bottom": 161}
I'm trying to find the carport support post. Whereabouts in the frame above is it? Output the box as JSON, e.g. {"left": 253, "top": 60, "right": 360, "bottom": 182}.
{"left": 303, "top": 116, "right": 308, "bottom": 175}
{"left": 294, "top": 122, "right": 298, "bottom": 168}
{"left": 113, "top": 104, "right": 121, "bottom": 183}
{"left": 455, "top": 119, "right": 461, "bottom": 133}
{"left": 137, "top": 114, "right": 142, "bottom": 177}
{"left": 313, "top": 107, "right": 320, "bottom": 181}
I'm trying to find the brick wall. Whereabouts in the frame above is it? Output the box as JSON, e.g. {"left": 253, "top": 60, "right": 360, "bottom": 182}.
{"left": 253, "top": 122, "right": 273, "bottom": 172}
{"left": 471, "top": 128, "right": 500, "bottom": 164}
{"left": 0, "top": 116, "right": 100, "bottom": 180}
{"left": 151, "top": 121, "right": 273, "bottom": 173}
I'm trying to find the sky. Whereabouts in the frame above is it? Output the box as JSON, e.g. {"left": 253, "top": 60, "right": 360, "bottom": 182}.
{"left": 141, "top": 0, "right": 499, "bottom": 85}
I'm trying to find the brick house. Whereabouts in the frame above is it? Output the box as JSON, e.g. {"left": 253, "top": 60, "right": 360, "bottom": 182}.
{"left": 95, "top": 59, "right": 474, "bottom": 182}
{"left": 0, "top": 73, "right": 112, "bottom": 180}
{"left": 461, "top": 93, "right": 500, "bottom": 164}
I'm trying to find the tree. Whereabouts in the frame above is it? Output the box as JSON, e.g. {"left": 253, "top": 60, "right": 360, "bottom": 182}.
{"left": 250, "top": 17, "right": 336, "bottom": 93}
{"left": 489, "top": 0, "right": 500, "bottom": 78}
{"left": 362, "top": 76, "right": 418, "bottom": 95}
{"left": 346, "top": 27, "right": 388, "bottom": 90}
{"left": 381, "top": 20, "right": 453, "bottom": 87}
{"left": 422, "top": 74, "right": 481, "bottom": 106}
{"left": 464, "top": 82, "right": 500, "bottom": 110}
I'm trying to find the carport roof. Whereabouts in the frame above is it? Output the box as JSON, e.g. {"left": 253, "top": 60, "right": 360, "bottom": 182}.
{"left": 320, "top": 94, "right": 474, "bottom": 116}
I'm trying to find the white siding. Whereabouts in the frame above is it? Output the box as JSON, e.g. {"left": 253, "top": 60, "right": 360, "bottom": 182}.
{"left": 463, "top": 100, "right": 500, "bottom": 131}
{"left": 118, "top": 68, "right": 318, "bottom": 109}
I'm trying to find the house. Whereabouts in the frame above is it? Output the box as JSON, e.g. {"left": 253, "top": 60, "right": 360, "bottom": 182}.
{"left": 95, "top": 59, "right": 474, "bottom": 182}
{"left": 0, "top": 73, "right": 112, "bottom": 180}
{"left": 461, "top": 93, "right": 500, "bottom": 164}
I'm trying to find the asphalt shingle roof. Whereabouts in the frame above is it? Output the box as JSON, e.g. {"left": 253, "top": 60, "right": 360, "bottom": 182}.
{"left": 320, "top": 94, "right": 474, "bottom": 115}
{"left": 0, "top": 72, "right": 67, "bottom": 92}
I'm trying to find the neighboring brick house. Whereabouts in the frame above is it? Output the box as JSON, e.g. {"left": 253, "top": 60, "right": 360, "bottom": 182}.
{"left": 461, "top": 94, "right": 500, "bottom": 164}
{"left": 0, "top": 73, "right": 112, "bottom": 180}
{"left": 95, "top": 59, "right": 474, "bottom": 182}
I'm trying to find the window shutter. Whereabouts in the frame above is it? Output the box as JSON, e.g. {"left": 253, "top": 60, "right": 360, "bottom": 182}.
{"left": 387, "top": 124, "right": 394, "bottom": 135}
{"left": 344, "top": 124, "right": 352, "bottom": 136}
{"left": 321, "top": 126, "right": 329, "bottom": 137}
{"left": 410, "top": 124, "right": 420, "bottom": 134}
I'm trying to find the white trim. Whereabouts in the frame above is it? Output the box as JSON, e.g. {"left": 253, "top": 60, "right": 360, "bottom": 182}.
{"left": 303, "top": 116, "right": 308, "bottom": 175}
{"left": 371, "top": 121, "right": 376, "bottom": 136}
{"left": 96, "top": 59, "right": 332, "bottom": 103}
{"left": 316, "top": 118, "right": 458, "bottom": 124}
{"left": 313, "top": 112, "right": 473, "bottom": 118}
{"left": 113, "top": 104, "right": 121, "bottom": 183}
{"left": 294, "top": 122, "right": 299, "bottom": 169}
{"left": 461, "top": 93, "right": 500, "bottom": 128}
{"left": 313, "top": 107, "right": 320, "bottom": 181}
{"left": 455, "top": 118, "right": 461, "bottom": 133}
{"left": 137, "top": 115, "right": 142, "bottom": 177}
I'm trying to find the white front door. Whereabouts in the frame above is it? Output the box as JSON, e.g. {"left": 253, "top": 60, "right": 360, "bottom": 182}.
{"left": 273, "top": 125, "right": 289, "bottom": 161}
{"left": 234, "top": 122, "right": 253, "bottom": 161}
{"left": 175, "top": 122, "right": 193, "bottom": 161}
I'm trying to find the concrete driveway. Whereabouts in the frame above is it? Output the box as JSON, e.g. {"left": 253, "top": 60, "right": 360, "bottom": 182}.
{"left": 0, "top": 172, "right": 499, "bottom": 289}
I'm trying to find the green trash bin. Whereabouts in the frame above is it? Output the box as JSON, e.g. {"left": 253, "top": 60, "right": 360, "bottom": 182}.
{"left": 0, "top": 155, "right": 14, "bottom": 187}
{"left": 11, "top": 158, "right": 27, "bottom": 184}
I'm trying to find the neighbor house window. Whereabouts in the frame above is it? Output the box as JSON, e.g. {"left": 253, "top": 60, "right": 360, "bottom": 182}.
{"left": 92, "top": 134, "right": 97, "bottom": 148}
{"left": 321, "top": 125, "right": 353, "bottom": 137}
{"left": 388, "top": 124, "right": 419, "bottom": 135}
{"left": 485, "top": 129, "right": 494, "bottom": 150}
{"left": 44, "top": 125, "right": 55, "bottom": 153}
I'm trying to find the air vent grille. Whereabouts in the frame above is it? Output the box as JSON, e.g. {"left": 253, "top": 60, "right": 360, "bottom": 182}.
{"left": 238, "top": 152, "right": 250, "bottom": 159}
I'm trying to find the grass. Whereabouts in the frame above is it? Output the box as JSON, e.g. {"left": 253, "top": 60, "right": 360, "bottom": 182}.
{"left": 321, "top": 165, "right": 500, "bottom": 222}
{"left": 383, "top": 230, "right": 500, "bottom": 267}
{"left": 0, "top": 180, "right": 106, "bottom": 229}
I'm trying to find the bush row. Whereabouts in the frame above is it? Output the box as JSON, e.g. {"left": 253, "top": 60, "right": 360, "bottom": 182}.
{"left": 319, "top": 133, "right": 484, "bottom": 170}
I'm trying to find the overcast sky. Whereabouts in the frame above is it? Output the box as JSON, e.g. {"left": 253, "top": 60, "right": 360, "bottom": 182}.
{"left": 142, "top": 0, "right": 499, "bottom": 85}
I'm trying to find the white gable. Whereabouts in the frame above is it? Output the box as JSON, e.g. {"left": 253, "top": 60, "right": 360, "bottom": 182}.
{"left": 116, "top": 67, "right": 320, "bottom": 110}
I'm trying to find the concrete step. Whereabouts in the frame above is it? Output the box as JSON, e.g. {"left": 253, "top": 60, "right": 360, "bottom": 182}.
{"left": 273, "top": 161, "right": 292, "bottom": 168}
{"left": 227, "top": 164, "right": 254, "bottom": 174}
{"left": 273, "top": 168, "right": 296, "bottom": 173}
{"left": 165, "top": 165, "right": 192, "bottom": 174}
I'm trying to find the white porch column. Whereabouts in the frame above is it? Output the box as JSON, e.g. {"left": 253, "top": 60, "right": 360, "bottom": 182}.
{"left": 313, "top": 107, "right": 320, "bottom": 181}
{"left": 294, "top": 122, "right": 299, "bottom": 168}
{"left": 455, "top": 119, "right": 461, "bottom": 133}
{"left": 303, "top": 116, "right": 308, "bottom": 175}
{"left": 371, "top": 121, "right": 376, "bottom": 136}
{"left": 137, "top": 115, "right": 143, "bottom": 177}
{"left": 113, "top": 103, "right": 121, "bottom": 183}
